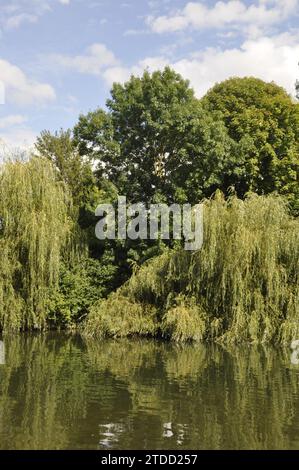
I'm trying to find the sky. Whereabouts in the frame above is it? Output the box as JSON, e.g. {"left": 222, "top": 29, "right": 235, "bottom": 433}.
{"left": 0, "top": 0, "right": 299, "bottom": 150}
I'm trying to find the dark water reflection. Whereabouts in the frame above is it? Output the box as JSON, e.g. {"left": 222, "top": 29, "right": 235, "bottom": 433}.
{"left": 0, "top": 333, "right": 299, "bottom": 449}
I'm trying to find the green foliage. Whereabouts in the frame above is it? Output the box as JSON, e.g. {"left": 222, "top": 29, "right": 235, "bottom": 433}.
{"left": 0, "top": 157, "right": 72, "bottom": 331}
{"left": 85, "top": 294, "right": 158, "bottom": 339}
{"left": 46, "top": 256, "right": 118, "bottom": 327}
{"left": 203, "top": 77, "right": 299, "bottom": 213}
{"left": 73, "top": 71, "right": 299, "bottom": 301}
{"left": 84, "top": 193, "right": 299, "bottom": 344}
{"left": 74, "top": 67, "right": 234, "bottom": 205}
{"left": 35, "top": 129, "right": 100, "bottom": 212}
{"left": 74, "top": 71, "right": 299, "bottom": 213}
{"left": 2, "top": 72, "right": 299, "bottom": 338}
{"left": 161, "top": 296, "right": 207, "bottom": 342}
{"left": 73, "top": 67, "right": 237, "bottom": 274}
{"left": 34, "top": 128, "right": 120, "bottom": 275}
{"left": 73, "top": 108, "right": 120, "bottom": 172}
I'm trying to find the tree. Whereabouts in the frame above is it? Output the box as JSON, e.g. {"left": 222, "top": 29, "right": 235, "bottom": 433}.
{"left": 202, "top": 77, "right": 299, "bottom": 212}
{"left": 35, "top": 130, "right": 122, "bottom": 319}
{"left": 35, "top": 129, "right": 100, "bottom": 213}
{"left": 74, "top": 67, "right": 234, "bottom": 205}
{"left": 0, "top": 157, "right": 71, "bottom": 331}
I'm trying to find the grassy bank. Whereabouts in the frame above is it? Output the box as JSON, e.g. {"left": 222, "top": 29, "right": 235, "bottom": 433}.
{"left": 84, "top": 193, "right": 299, "bottom": 344}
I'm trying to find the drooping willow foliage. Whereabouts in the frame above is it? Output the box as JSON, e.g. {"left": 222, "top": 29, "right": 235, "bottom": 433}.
{"left": 0, "top": 157, "right": 72, "bottom": 331}
{"left": 84, "top": 193, "right": 299, "bottom": 344}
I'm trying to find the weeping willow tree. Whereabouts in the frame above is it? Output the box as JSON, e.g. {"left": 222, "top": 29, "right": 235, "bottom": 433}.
{"left": 0, "top": 156, "right": 72, "bottom": 331}
{"left": 84, "top": 193, "right": 299, "bottom": 344}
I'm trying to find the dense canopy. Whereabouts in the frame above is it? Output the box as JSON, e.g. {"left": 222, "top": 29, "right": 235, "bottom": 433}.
{"left": 0, "top": 69, "right": 298, "bottom": 342}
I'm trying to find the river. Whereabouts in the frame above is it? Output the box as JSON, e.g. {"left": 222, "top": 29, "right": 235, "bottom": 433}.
{"left": 0, "top": 333, "right": 299, "bottom": 449}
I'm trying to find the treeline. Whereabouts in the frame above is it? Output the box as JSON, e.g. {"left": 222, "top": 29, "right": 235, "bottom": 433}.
{"left": 0, "top": 68, "right": 298, "bottom": 340}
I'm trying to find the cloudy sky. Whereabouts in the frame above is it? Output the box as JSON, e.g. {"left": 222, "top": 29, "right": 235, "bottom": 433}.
{"left": 0, "top": 0, "right": 298, "bottom": 149}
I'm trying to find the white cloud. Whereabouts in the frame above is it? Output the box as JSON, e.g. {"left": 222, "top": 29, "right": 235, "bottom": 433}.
{"left": 0, "top": 117, "right": 36, "bottom": 155}
{"left": 0, "top": 1, "right": 70, "bottom": 31}
{"left": 44, "top": 30, "right": 299, "bottom": 100}
{"left": 52, "top": 32, "right": 298, "bottom": 98}
{"left": 50, "top": 43, "right": 118, "bottom": 76}
{"left": 0, "top": 114, "right": 27, "bottom": 129}
{"left": 0, "top": 114, "right": 35, "bottom": 156}
{"left": 123, "top": 28, "right": 148, "bottom": 36}
{"left": 102, "top": 56, "right": 169, "bottom": 86}
{"left": 52, "top": 44, "right": 169, "bottom": 85}
{"left": 171, "top": 33, "right": 299, "bottom": 97}
{"left": 0, "top": 58, "right": 56, "bottom": 105}
{"left": 5, "top": 13, "right": 38, "bottom": 29}
{"left": 102, "top": 32, "right": 299, "bottom": 97}
{"left": 1, "top": 1, "right": 50, "bottom": 27}
{"left": 148, "top": 0, "right": 298, "bottom": 34}
{"left": 0, "top": 128, "right": 36, "bottom": 153}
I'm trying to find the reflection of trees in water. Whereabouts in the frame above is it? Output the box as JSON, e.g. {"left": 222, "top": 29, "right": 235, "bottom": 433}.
{"left": 86, "top": 340, "right": 299, "bottom": 449}
{"left": 0, "top": 334, "right": 89, "bottom": 449}
{"left": 0, "top": 335, "right": 299, "bottom": 449}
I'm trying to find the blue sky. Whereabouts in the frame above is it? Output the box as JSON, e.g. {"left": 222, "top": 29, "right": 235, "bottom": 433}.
{"left": 0, "top": 0, "right": 298, "bottom": 149}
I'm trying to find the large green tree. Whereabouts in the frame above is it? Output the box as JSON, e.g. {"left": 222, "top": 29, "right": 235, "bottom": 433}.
{"left": 35, "top": 129, "right": 100, "bottom": 213}
{"left": 74, "top": 67, "right": 234, "bottom": 205}
{"left": 202, "top": 77, "right": 299, "bottom": 212}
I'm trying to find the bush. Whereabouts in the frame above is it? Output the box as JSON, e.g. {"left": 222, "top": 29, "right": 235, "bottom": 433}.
{"left": 84, "top": 294, "right": 159, "bottom": 338}
{"left": 162, "top": 296, "right": 207, "bottom": 342}
{"left": 46, "top": 255, "right": 118, "bottom": 327}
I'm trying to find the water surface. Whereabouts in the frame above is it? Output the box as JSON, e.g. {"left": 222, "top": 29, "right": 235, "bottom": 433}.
{"left": 0, "top": 333, "right": 299, "bottom": 449}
